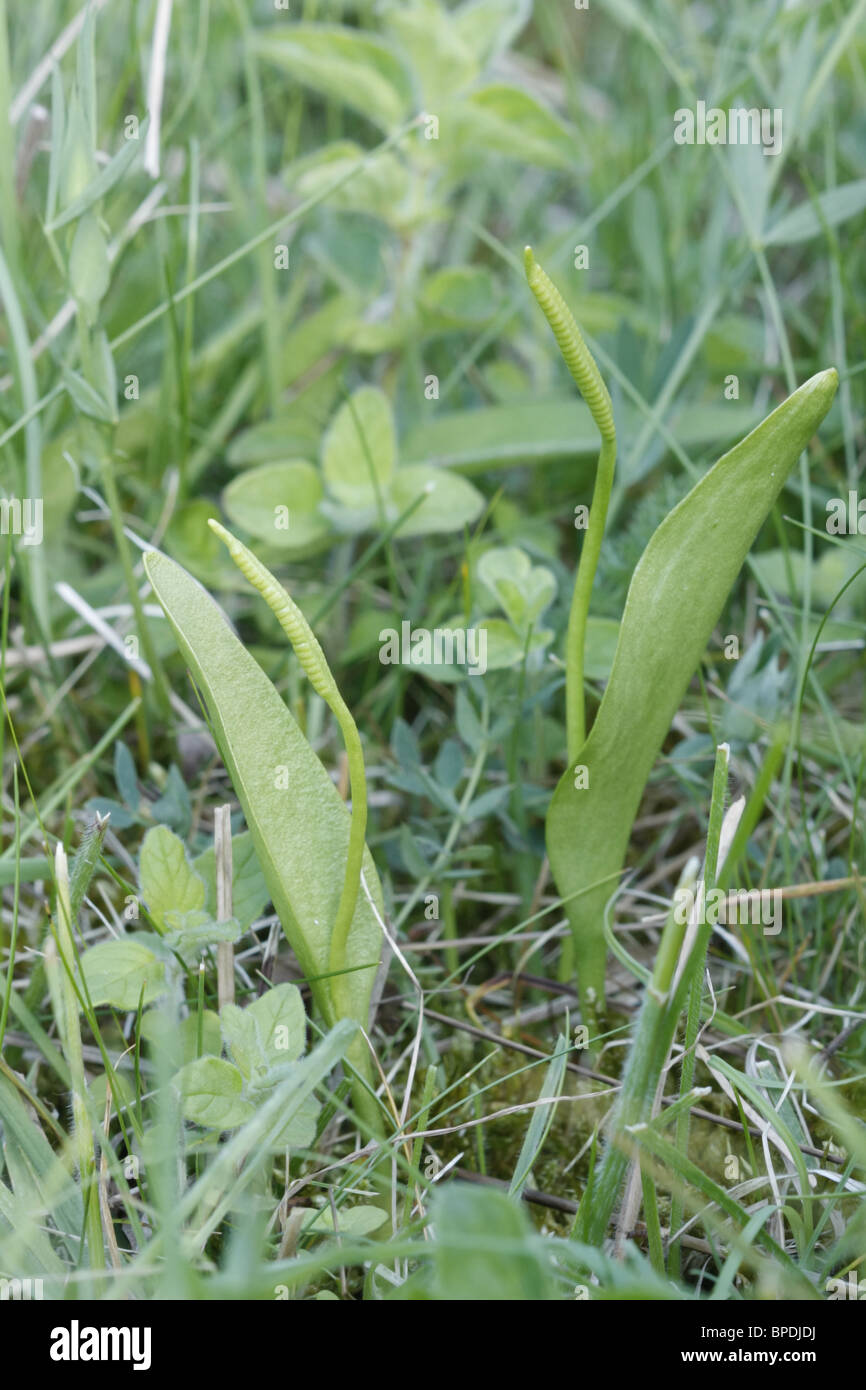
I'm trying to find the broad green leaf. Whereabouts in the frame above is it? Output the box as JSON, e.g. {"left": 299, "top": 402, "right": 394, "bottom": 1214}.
{"left": 223, "top": 461, "right": 330, "bottom": 553}
{"left": 220, "top": 982, "right": 307, "bottom": 1080}
{"left": 547, "top": 370, "right": 838, "bottom": 1011}
{"left": 252, "top": 25, "right": 412, "bottom": 130}
{"left": 193, "top": 830, "right": 271, "bottom": 929}
{"left": 142, "top": 551, "right": 384, "bottom": 1093}
{"left": 402, "top": 399, "right": 762, "bottom": 474}
{"left": 583, "top": 615, "right": 620, "bottom": 682}
{"left": 388, "top": 464, "right": 484, "bottom": 536}
{"left": 300, "top": 1203, "right": 387, "bottom": 1237}
{"left": 175, "top": 1056, "right": 254, "bottom": 1130}
{"left": 764, "top": 178, "right": 866, "bottom": 245}
{"left": 454, "top": 84, "right": 577, "bottom": 170}
{"left": 322, "top": 386, "right": 396, "bottom": 507}
{"left": 477, "top": 547, "right": 556, "bottom": 629}
{"left": 419, "top": 266, "right": 499, "bottom": 325}
{"left": 79, "top": 938, "right": 166, "bottom": 1010}
{"left": 139, "top": 825, "right": 206, "bottom": 930}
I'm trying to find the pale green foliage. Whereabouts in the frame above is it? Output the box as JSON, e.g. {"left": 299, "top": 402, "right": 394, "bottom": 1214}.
{"left": 547, "top": 368, "right": 838, "bottom": 1012}
{"left": 174, "top": 983, "right": 319, "bottom": 1148}
{"left": 143, "top": 549, "right": 384, "bottom": 1119}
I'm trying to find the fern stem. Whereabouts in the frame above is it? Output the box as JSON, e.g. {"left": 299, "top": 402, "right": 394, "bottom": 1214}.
{"left": 524, "top": 247, "right": 617, "bottom": 760}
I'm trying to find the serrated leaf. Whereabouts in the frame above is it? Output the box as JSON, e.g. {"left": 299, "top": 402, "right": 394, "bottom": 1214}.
{"left": 79, "top": 939, "right": 166, "bottom": 1010}
{"left": 139, "top": 825, "right": 206, "bottom": 930}
{"left": 322, "top": 386, "right": 396, "bottom": 508}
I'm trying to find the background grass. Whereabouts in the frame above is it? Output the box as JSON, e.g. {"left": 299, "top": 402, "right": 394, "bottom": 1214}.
{"left": 1, "top": 0, "right": 865, "bottom": 1301}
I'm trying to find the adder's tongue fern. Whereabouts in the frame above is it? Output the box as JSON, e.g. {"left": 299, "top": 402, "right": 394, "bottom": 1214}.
{"left": 523, "top": 247, "right": 617, "bottom": 761}
{"left": 208, "top": 519, "right": 367, "bottom": 1026}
